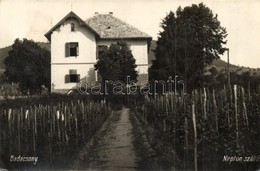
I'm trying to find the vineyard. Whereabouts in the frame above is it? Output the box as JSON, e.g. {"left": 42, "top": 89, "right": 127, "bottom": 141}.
{"left": 0, "top": 95, "right": 111, "bottom": 169}
{"left": 134, "top": 85, "right": 260, "bottom": 171}
{"left": 0, "top": 85, "right": 259, "bottom": 170}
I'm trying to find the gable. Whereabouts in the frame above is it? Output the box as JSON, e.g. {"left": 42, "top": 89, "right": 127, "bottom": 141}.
{"left": 44, "top": 11, "right": 98, "bottom": 41}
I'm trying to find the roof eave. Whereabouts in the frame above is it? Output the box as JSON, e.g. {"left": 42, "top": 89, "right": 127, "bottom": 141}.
{"left": 97, "top": 36, "right": 152, "bottom": 41}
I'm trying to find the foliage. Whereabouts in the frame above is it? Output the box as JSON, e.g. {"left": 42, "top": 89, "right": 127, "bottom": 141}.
{"left": 150, "top": 3, "right": 227, "bottom": 92}
{"left": 4, "top": 38, "right": 50, "bottom": 94}
{"left": 94, "top": 41, "right": 138, "bottom": 83}
{"left": 0, "top": 83, "right": 20, "bottom": 96}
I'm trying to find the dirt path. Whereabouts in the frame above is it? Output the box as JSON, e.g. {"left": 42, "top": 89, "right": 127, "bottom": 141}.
{"left": 71, "top": 107, "right": 139, "bottom": 171}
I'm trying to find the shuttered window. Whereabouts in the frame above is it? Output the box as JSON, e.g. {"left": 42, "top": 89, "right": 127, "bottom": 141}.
{"left": 65, "top": 69, "right": 80, "bottom": 83}
{"left": 65, "top": 42, "right": 79, "bottom": 57}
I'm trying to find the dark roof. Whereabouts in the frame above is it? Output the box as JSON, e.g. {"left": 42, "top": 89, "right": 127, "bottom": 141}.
{"left": 85, "top": 14, "right": 152, "bottom": 39}
{"left": 45, "top": 11, "right": 151, "bottom": 41}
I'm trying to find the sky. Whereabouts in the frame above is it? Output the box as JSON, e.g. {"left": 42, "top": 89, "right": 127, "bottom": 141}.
{"left": 0, "top": 0, "right": 260, "bottom": 68}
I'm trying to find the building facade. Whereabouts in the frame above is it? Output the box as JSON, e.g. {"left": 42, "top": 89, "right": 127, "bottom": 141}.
{"left": 45, "top": 11, "right": 152, "bottom": 93}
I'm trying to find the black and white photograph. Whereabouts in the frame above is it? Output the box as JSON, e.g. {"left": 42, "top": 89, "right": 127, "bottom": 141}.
{"left": 0, "top": 0, "right": 259, "bottom": 170}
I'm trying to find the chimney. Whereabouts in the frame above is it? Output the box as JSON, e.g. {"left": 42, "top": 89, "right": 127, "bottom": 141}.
{"left": 95, "top": 12, "right": 99, "bottom": 14}
{"left": 109, "top": 12, "right": 113, "bottom": 15}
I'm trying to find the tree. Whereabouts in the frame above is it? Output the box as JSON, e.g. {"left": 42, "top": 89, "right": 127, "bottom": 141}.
{"left": 4, "top": 38, "right": 50, "bottom": 94}
{"left": 95, "top": 41, "right": 138, "bottom": 83}
{"left": 150, "top": 3, "right": 227, "bottom": 92}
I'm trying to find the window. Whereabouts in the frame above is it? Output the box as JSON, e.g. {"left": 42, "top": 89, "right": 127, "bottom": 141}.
{"left": 96, "top": 45, "right": 107, "bottom": 59}
{"left": 65, "top": 42, "right": 79, "bottom": 57}
{"left": 71, "top": 23, "right": 75, "bottom": 32}
{"left": 65, "top": 69, "right": 80, "bottom": 83}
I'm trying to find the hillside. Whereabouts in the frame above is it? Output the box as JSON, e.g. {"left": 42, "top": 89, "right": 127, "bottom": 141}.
{"left": 0, "top": 46, "right": 12, "bottom": 69}
{"left": 0, "top": 42, "right": 50, "bottom": 72}
{"left": 37, "top": 42, "right": 51, "bottom": 51}
{"left": 149, "top": 40, "right": 260, "bottom": 76}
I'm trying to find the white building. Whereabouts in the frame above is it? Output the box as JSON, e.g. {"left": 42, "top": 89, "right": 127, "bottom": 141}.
{"left": 45, "top": 11, "right": 152, "bottom": 93}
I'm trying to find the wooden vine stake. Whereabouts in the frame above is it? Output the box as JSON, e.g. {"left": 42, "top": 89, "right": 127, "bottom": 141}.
{"left": 184, "top": 116, "right": 188, "bottom": 169}
{"left": 192, "top": 95, "right": 198, "bottom": 171}
{"left": 213, "top": 89, "right": 219, "bottom": 134}
{"left": 203, "top": 88, "right": 207, "bottom": 120}
{"left": 241, "top": 87, "right": 249, "bottom": 128}
{"left": 234, "top": 85, "right": 239, "bottom": 148}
